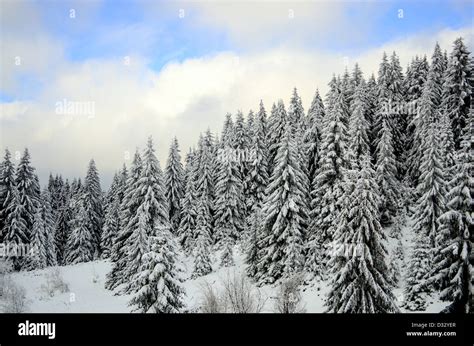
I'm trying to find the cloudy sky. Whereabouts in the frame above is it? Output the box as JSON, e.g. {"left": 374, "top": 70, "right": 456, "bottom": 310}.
{"left": 0, "top": 0, "right": 472, "bottom": 188}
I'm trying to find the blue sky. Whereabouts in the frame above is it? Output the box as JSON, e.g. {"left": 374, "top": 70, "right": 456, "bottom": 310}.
{"left": 0, "top": 0, "right": 472, "bottom": 186}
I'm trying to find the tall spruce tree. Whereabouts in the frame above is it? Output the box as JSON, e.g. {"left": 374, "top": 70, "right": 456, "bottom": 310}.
{"left": 124, "top": 137, "right": 170, "bottom": 294}
{"left": 213, "top": 128, "right": 245, "bottom": 247}
{"left": 404, "top": 123, "right": 447, "bottom": 311}
{"left": 23, "top": 209, "right": 48, "bottom": 271}
{"left": 326, "top": 157, "right": 399, "bottom": 313}
{"left": 40, "top": 188, "right": 57, "bottom": 266}
{"left": 245, "top": 101, "right": 269, "bottom": 218}
{"left": 441, "top": 38, "right": 472, "bottom": 150}
{"left": 375, "top": 116, "right": 400, "bottom": 225}
{"left": 257, "top": 122, "right": 308, "bottom": 283}
{"left": 0, "top": 149, "right": 16, "bottom": 241}
{"left": 268, "top": 100, "right": 288, "bottom": 170}
{"left": 83, "top": 159, "right": 104, "bottom": 258}
{"left": 165, "top": 137, "right": 185, "bottom": 234}
{"left": 66, "top": 200, "right": 94, "bottom": 264}
{"left": 304, "top": 90, "right": 325, "bottom": 185}
{"left": 347, "top": 84, "right": 371, "bottom": 169}
{"left": 307, "top": 85, "right": 349, "bottom": 278}
{"left": 192, "top": 195, "right": 213, "bottom": 278}
{"left": 177, "top": 149, "right": 198, "bottom": 253}
{"left": 430, "top": 116, "right": 473, "bottom": 313}
{"left": 105, "top": 150, "right": 142, "bottom": 291}
{"left": 128, "top": 224, "right": 185, "bottom": 313}
{"left": 55, "top": 180, "right": 72, "bottom": 265}
{"left": 194, "top": 132, "right": 215, "bottom": 242}
{"left": 101, "top": 173, "right": 121, "bottom": 259}
{"left": 408, "top": 43, "right": 446, "bottom": 185}
{"left": 15, "top": 148, "right": 40, "bottom": 241}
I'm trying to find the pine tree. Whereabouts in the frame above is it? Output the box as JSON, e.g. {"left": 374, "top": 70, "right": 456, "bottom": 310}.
{"left": 304, "top": 90, "right": 325, "bottom": 184}
{"left": 177, "top": 149, "right": 198, "bottom": 253}
{"left": 101, "top": 173, "right": 121, "bottom": 258}
{"left": 288, "top": 88, "right": 305, "bottom": 132}
{"left": 375, "top": 117, "right": 400, "bottom": 225}
{"left": 55, "top": 180, "right": 72, "bottom": 265}
{"left": 404, "top": 123, "right": 447, "bottom": 310}
{"left": 245, "top": 208, "right": 263, "bottom": 278}
{"left": 404, "top": 56, "right": 429, "bottom": 103}
{"left": 15, "top": 148, "right": 40, "bottom": 241}
{"left": 307, "top": 85, "right": 349, "bottom": 278}
{"left": 220, "top": 238, "right": 235, "bottom": 267}
{"left": 105, "top": 151, "right": 142, "bottom": 291}
{"left": 245, "top": 101, "right": 269, "bottom": 219}
{"left": 268, "top": 100, "right": 288, "bottom": 170}
{"left": 389, "top": 238, "right": 405, "bottom": 287}
{"left": 403, "top": 230, "right": 430, "bottom": 311}
{"left": 350, "top": 63, "right": 365, "bottom": 101}
{"left": 430, "top": 118, "right": 473, "bottom": 313}
{"left": 83, "top": 159, "right": 104, "bottom": 258}
{"left": 48, "top": 174, "right": 63, "bottom": 226}
{"left": 404, "top": 55, "right": 429, "bottom": 169}
{"left": 165, "top": 137, "right": 185, "bottom": 234}
{"left": 192, "top": 234, "right": 212, "bottom": 279}
{"left": 441, "top": 38, "right": 472, "bottom": 150}
{"left": 40, "top": 188, "right": 57, "bottom": 266}
{"left": 413, "top": 123, "right": 447, "bottom": 248}
{"left": 192, "top": 194, "right": 213, "bottom": 278}
{"left": 347, "top": 84, "right": 371, "bottom": 169}
{"left": 194, "top": 132, "right": 215, "bottom": 241}
{"left": 213, "top": 132, "right": 245, "bottom": 246}
{"left": 128, "top": 225, "right": 185, "bottom": 313}
{"left": 374, "top": 52, "right": 405, "bottom": 180}
{"left": 365, "top": 74, "right": 379, "bottom": 162}
{"left": 0, "top": 149, "right": 16, "bottom": 241}
{"left": 23, "top": 209, "right": 48, "bottom": 271}
{"left": 408, "top": 43, "right": 446, "bottom": 185}
{"left": 66, "top": 201, "right": 94, "bottom": 264}
{"left": 232, "top": 111, "right": 249, "bottom": 218}
{"left": 341, "top": 68, "right": 352, "bottom": 109}
{"left": 3, "top": 185, "right": 29, "bottom": 270}
{"left": 124, "top": 137, "right": 170, "bottom": 294}
{"left": 326, "top": 157, "right": 399, "bottom": 313}
{"left": 257, "top": 122, "right": 308, "bottom": 283}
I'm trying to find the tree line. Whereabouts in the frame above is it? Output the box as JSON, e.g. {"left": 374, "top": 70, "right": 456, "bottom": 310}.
{"left": 0, "top": 37, "right": 472, "bottom": 313}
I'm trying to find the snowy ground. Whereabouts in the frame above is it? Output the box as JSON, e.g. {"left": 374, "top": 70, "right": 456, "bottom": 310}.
{"left": 2, "top": 215, "right": 448, "bottom": 313}
{"left": 2, "top": 248, "right": 328, "bottom": 313}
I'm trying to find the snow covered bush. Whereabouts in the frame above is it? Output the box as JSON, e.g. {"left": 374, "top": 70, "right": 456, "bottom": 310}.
{"left": 274, "top": 274, "right": 306, "bottom": 313}
{"left": 221, "top": 271, "right": 265, "bottom": 313}
{"left": 0, "top": 259, "right": 13, "bottom": 298}
{"left": 198, "top": 271, "right": 266, "bottom": 313}
{"left": 1, "top": 279, "right": 29, "bottom": 313}
{"left": 40, "top": 267, "right": 69, "bottom": 298}
{"left": 199, "top": 281, "right": 225, "bottom": 313}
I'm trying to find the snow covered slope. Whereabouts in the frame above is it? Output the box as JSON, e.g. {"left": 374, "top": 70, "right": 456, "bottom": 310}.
{"left": 3, "top": 244, "right": 447, "bottom": 313}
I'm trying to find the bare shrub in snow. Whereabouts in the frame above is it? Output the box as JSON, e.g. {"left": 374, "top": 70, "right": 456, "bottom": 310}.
{"left": 0, "top": 259, "right": 13, "bottom": 298}
{"left": 1, "top": 279, "right": 29, "bottom": 313}
{"left": 198, "top": 271, "right": 266, "bottom": 313}
{"left": 221, "top": 271, "right": 265, "bottom": 313}
{"left": 199, "top": 281, "right": 225, "bottom": 313}
{"left": 274, "top": 274, "right": 306, "bottom": 313}
{"left": 41, "top": 267, "right": 69, "bottom": 297}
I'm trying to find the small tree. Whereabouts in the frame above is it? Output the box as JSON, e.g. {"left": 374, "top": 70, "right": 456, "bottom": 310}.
{"left": 274, "top": 274, "right": 306, "bottom": 313}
